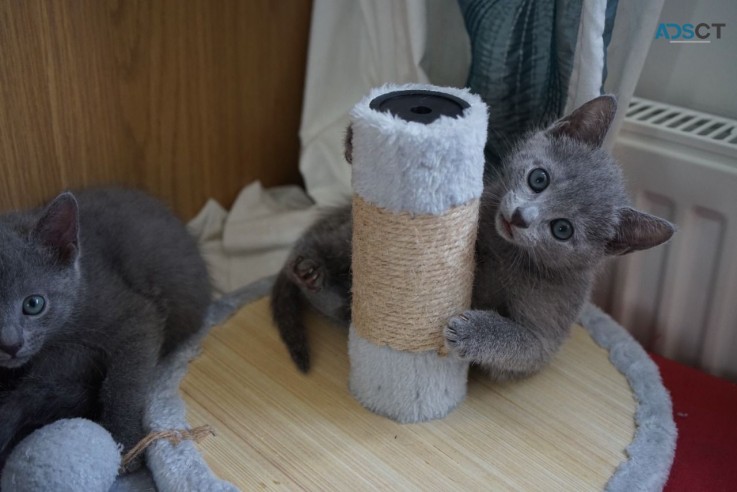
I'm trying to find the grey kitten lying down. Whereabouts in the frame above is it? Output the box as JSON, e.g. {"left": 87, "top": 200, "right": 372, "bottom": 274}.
{"left": 271, "top": 95, "right": 675, "bottom": 379}
{"left": 0, "top": 188, "right": 210, "bottom": 469}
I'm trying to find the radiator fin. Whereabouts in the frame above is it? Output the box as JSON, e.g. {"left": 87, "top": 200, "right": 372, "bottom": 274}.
{"left": 657, "top": 207, "right": 724, "bottom": 366}
{"left": 626, "top": 97, "right": 737, "bottom": 159}
{"left": 612, "top": 192, "right": 673, "bottom": 347}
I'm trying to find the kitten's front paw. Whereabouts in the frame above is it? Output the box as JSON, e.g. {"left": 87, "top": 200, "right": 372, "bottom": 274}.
{"left": 444, "top": 311, "right": 481, "bottom": 360}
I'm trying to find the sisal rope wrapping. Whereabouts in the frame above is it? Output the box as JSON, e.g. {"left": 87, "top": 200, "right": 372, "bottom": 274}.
{"left": 351, "top": 194, "right": 479, "bottom": 353}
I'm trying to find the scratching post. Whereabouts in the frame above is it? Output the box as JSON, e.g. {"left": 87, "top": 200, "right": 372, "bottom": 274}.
{"left": 348, "top": 84, "right": 488, "bottom": 423}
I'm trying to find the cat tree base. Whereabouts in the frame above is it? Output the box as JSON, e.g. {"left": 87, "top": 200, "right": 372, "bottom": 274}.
{"left": 180, "top": 293, "right": 676, "bottom": 490}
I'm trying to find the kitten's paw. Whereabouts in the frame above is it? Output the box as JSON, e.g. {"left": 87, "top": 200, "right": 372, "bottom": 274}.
{"left": 291, "top": 256, "right": 323, "bottom": 292}
{"left": 444, "top": 311, "right": 479, "bottom": 359}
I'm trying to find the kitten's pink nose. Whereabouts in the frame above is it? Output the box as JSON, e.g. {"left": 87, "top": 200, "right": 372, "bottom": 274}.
{"left": 0, "top": 341, "right": 22, "bottom": 357}
{"left": 509, "top": 208, "right": 529, "bottom": 229}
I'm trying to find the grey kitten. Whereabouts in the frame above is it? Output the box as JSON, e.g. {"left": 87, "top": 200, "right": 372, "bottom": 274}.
{"left": 271, "top": 206, "right": 353, "bottom": 372}
{"left": 0, "top": 187, "right": 210, "bottom": 469}
{"left": 271, "top": 95, "right": 675, "bottom": 378}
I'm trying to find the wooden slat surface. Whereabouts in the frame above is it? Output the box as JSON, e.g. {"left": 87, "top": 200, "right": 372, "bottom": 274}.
{"left": 181, "top": 298, "right": 635, "bottom": 491}
{"left": 0, "top": 1, "right": 311, "bottom": 219}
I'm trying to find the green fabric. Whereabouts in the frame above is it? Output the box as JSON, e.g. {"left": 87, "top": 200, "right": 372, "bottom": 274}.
{"left": 601, "top": 0, "right": 620, "bottom": 89}
{"left": 459, "top": 0, "right": 583, "bottom": 167}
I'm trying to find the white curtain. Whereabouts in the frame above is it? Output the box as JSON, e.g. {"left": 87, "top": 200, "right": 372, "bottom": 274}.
{"left": 603, "top": 0, "right": 667, "bottom": 149}
{"left": 564, "top": 0, "right": 608, "bottom": 115}
{"left": 298, "top": 0, "right": 470, "bottom": 206}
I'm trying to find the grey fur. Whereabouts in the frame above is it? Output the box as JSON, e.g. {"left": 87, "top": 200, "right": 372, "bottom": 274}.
{"left": 0, "top": 187, "right": 211, "bottom": 470}
{"left": 2, "top": 418, "right": 121, "bottom": 492}
{"left": 444, "top": 95, "right": 674, "bottom": 378}
{"left": 271, "top": 207, "right": 353, "bottom": 372}
{"left": 579, "top": 303, "right": 677, "bottom": 492}
{"left": 348, "top": 329, "right": 468, "bottom": 423}
{"left": 109, "top": 277, "right": 275, "bottom": 491}
{"left": 349, "top": 84, "right": 488, "bottom": 215}
{"left": 271, "top": 95, "right": 675, "bottom": 382}
{"left": 136, "top": 322, "right": 234, "bottom": 492}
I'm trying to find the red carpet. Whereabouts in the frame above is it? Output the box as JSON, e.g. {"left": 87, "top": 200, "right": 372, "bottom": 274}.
{"left": 651, "top": 354, "right": 737, "bottom": 491}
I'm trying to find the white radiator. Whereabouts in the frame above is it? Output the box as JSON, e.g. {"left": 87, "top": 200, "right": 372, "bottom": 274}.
{"left": 594, "top": 97, "right": 737, "bottom": 381}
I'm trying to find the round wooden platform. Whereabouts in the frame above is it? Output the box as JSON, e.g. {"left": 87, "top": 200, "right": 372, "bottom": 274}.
{"left": 181, "top": 297, "right": 635, "bottom": 490}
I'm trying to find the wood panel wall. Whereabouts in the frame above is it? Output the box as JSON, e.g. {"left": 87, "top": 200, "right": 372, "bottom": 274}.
{"left": 0, "top": 0, "right": 312, "bottom": 219}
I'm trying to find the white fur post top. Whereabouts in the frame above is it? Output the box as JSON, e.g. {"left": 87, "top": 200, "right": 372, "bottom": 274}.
{"left": 349, "top": 84, "right": 488, "bottom": 215}
{"left": 348, "top": 83, "right": 488, "bottom": 423}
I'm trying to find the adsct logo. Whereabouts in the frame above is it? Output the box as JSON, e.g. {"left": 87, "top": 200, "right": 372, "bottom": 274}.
{"left": 655, "top": 23, "right": 726, "bottom": 43}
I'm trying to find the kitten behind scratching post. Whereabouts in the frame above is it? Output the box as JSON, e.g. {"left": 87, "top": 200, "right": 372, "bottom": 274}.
{"left": 348, "top": 84, "right": 488, "bottom": 423}
{"left": 272, "top": 94, "right": 676, "bottom": 395}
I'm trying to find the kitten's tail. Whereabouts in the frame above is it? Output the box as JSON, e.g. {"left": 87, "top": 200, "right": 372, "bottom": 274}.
{"left": 270, "top": 269, "right": 311, "bottom": 373}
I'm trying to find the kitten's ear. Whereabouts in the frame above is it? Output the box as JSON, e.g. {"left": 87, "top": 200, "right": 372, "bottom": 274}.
{"left": 32, "top": 192, "right": 80, "bottom": 264}
{"left": 606, "top": 207, "right": 675, "bottom": 256}
{"left": 344, "top": 124, "right": 353, "bottom": 164}
{"left": 547, "top": 95, "right": 617, "bottom": 148}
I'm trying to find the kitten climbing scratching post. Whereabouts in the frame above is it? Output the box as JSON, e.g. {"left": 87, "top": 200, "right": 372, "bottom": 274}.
{"left": 348, "top": 84, "right": 488, "bottom": 423}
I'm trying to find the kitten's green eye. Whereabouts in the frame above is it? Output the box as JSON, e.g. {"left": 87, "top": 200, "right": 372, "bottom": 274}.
{"left": 551, "top": 219, "right": 574, "bottom": 241}
{"left": 528, "top": 168, "right": 549, "bottom": 193}
{"left": 22, "top": 295, "right": 46, "bottom": 316}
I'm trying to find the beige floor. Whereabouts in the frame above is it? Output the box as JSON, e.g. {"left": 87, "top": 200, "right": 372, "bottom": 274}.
{"left": 181, "top": 298, "right": 635, "bottom": 491}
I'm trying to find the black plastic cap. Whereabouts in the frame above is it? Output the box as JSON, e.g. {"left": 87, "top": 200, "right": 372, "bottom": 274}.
{"left": 369, "top": 89, "right": 469, "bottom": 125}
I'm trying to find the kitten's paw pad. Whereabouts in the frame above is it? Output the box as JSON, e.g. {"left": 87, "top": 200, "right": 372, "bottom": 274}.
{"left": 292, "top": 256, "right": 323, "bottom": 292}
{"left": 444, "top": 312, "right": 478, "bottom": 359}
